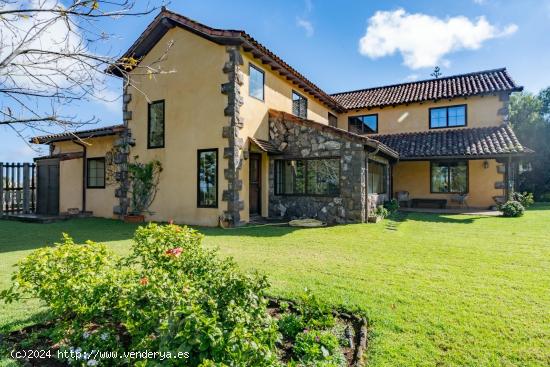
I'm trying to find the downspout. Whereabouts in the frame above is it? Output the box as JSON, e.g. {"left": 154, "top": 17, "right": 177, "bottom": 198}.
{"left": 73, "top": 140, "right": 87, "bottom": 213}
{"left": 365, "top": 143, "right": 381, "bottom": 222}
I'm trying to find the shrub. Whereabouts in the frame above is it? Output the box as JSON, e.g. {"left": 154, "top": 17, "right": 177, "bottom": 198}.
{"left": 512, "top": 191, "right": 534, "bottom": 208}
{"left": 383, "top": 198, "right": 399, "bottom": 213}
{"left": 375, "top": 205, "right": 389, "bottom": 219}
{"left": 293, "top": 330, "right": 345, "bottom": 366}
{"left": 1, "top": 223, "right": 279, "bottom": 366}
{"left": 296, "top": 289, "right": 335, "bottom": 329}
{"left": 278, "top": 313, "right": 305, "bottom": 340}
{"left": 500, "top": 200, "right": 525, "bottom": 217}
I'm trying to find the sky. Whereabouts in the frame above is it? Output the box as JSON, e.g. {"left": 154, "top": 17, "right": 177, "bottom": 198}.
{"left": 1, "top": 0, "right": 549, "bottom": 162}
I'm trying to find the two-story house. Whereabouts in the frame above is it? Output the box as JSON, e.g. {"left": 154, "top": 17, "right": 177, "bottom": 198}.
{"left": 31, "top": 8, "right": 531, "bottom": 226}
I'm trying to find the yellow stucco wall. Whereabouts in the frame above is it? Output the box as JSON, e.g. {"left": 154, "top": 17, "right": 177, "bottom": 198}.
{"left": 126, "top": 27, "right": 228, "bottom": 226}
{"left": 53, "top": 136, "right": 116, "bottom": 218}
{"left": 393, "top": 159, "right": 505, "bottom": 208}
{"left": 337, "top": 95, "right": 505, "bottom": 134}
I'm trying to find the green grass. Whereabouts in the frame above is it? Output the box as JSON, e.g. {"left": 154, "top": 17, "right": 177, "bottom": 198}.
{"left": 1, "top": 206, "right": 549, "bottom": 366}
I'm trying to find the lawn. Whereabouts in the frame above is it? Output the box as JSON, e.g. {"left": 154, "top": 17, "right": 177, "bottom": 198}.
{"left": 1, "top": 205, "right": 549, "bottom": 366}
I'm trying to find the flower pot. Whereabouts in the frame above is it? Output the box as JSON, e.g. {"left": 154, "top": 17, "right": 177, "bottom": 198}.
{"left": 124, "top": 214, "right": 145, "bottom": 223}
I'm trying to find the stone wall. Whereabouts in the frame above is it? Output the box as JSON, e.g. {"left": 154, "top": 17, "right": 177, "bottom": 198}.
{"left": 268, "top": 113, "right": 368, "bottom": 224}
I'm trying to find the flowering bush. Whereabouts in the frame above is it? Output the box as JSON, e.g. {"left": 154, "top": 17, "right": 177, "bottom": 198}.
{"left": 1, "top": 223, "right": 279, "bottom": 366}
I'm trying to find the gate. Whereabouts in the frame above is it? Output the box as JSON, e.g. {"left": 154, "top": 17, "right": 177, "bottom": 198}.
{"left": 0, "top": 162, "right": 36, "bottom": 215}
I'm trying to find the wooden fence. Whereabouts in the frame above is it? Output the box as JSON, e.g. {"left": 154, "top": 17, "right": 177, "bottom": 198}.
{"left": 0, "top": 162, "right": 36, "bottom": 215}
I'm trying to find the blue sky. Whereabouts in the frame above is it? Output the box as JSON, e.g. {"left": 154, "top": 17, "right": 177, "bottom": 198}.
{"left": 2, "top": 0, "right": 549, "bottom": 161}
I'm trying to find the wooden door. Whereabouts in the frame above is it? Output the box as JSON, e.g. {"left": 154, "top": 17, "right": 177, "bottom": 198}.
{"left": 36, "top": 159, "right": 60, "bottom": 215}
{"left": 249, "top": 154, "right": 261, "bottom": 215}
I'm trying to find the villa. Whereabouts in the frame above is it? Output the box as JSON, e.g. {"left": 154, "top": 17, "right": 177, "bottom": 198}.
{"left": 31, "top": 8, "right": 531, "bottom": 226}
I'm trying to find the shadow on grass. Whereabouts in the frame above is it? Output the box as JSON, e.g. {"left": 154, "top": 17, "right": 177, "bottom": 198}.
{"left": 197, "top": 224, "right": 301, "bottom": 238}
{"left": 0, "top": 218, "right": 140, "bottom": 254}
{"left": 396, "top": 211, "right": 493, "bottom": 225}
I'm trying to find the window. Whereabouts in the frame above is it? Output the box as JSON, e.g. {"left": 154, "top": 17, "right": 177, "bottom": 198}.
{"left": 148, "top": 100, "right": 165, "bottom": 148}
{"left": 292, "top": 91, "right": 307, "bottom": 118}
{"left": 368, "top": 160, "right": 387, "bottom": 194}
{"left": 328, "top": 112, "right": 338, "bottom": 127}
{"left": 348, "top": 114, "right": 378, "bottom": 134}
{"left": 87, "top": 158, "right": 105, "bottom": 188}
{"left": 197, "top": 149, "right": 218, "bottom": 208}
{"left": 249, "top": 64, "right": 264, "bottom": 101}
{"left": 429, "top": 105, "right": 466, "bottom": 128}
{"left": 431, "top": 161, "right": 468, "bottom": 193}
{"left": 275, "top": 158, "right": 339, "bottom": 196}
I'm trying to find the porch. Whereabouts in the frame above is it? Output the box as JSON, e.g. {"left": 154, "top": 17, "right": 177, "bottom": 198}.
{"left": 399, "top": 207, "right": 501, "bottom": 216}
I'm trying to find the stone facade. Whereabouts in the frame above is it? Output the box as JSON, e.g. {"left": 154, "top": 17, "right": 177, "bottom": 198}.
{"left": 267, "top": 113, "right": 369, "bottom": 224}
{"left": 220, "top": 46, "right": 245, "bottom": 226}
{"left": 113, "top": 87, "right": 134, "bottom": 217}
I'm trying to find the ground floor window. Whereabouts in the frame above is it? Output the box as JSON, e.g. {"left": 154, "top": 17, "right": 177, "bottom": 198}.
{"left": 431, "top": 161, "right": 468, "bottom": 193}
{"left": 197, "top": 149, "right": 218, "bottom": 207}
{"left": 368, "top": 160, "right": 388, "bottom": 194}
{"left": 87, "top": 158, "right": 105, "bottom": 188}
{"left": 275, "top": 158, "right": 340, "bottom": 196}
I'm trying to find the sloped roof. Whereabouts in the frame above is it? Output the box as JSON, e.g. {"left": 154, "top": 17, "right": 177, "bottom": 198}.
{"left": 109, "top": 8, "right": 343, "bottom": 111}
{"left": 374, "top": 125, "right": 532, "bottom": 160}
{"left": 268, "top": 109, "right": 399, "bottom": 159}
{"left": 249, "top": 137, "right": 281, "bottom": 154}
{"left": 331, "top": 69, "right": 523, "bottom": 110}
{"left": 31, "top": 125, "right": 124, "bottom": 144}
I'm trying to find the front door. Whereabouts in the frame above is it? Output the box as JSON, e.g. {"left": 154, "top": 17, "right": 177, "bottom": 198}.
{"left": 36, "top": 158, "right": 60, "bottom": 215}
{"left": 249, "top": 153, "right": 261, "bottom": 216}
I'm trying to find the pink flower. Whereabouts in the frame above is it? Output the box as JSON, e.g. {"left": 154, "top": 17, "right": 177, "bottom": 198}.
{"left": 165, "top": 247, "right": 183, "bottom": 257}
{"left": 140, "top": 277, "right": 149, "bottom": 286}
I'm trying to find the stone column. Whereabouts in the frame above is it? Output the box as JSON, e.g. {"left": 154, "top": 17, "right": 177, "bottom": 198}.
{"left": 220, "top": 46, "right": 245, "bottom": 226}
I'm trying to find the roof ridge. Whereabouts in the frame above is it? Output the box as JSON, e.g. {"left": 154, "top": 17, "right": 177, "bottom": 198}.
{"left": 330, "top": 68, "right": 510, "bottom": 96}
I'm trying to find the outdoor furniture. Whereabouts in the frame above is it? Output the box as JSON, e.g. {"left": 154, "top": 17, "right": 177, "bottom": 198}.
{"left": 451, "top": 194, "right": 469, "bottom": 208}
{"left": 396, "top": 191, "right": 410, "bottom": 208}
{"left": 410, "top": 198, "right": 447, "bottom": 209}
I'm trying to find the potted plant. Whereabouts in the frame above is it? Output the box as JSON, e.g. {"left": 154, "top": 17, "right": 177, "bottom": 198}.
{"left": 124, "top": 157, "right": 162, "bottom": 223}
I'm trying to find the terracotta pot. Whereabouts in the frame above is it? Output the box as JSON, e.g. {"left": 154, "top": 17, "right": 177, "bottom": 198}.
{"left": 124, "top": 214, "right": 145, "bottom": 223}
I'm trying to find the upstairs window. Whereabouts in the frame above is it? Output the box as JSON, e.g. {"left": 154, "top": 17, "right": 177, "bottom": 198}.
{"left": 431, "top": 161, "right": 468, "bottom": 193}
{"left": 275, "top": 158, "right": 339, "bottom": 196}
{"left": 348, "top": 114, "right": 378, "bottom": 134}
{"left": 148, "top": 100, "right": 165, "bottom": 148}
{"left": 249, "top": 64, "right": 264, "bottom": 101}
{"left": 328, "top": 112, "right": 338, "bottom": 127}
{"left": 292, "top": 91, "right": 307, "bottom": 118}
{"left": 429, "top": 105, "right": 466, "bottom": 129}
{"left": 87, "top": 158, "right": 105, "bottom": 188}
{"left": 197, "top": 149, "right": 218, "bottom": 208}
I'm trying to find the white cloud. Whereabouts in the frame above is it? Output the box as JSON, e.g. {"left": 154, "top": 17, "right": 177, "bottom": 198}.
{"left": 358, "top": 8, "right": 518, "bottom": 69}
{"left": 405, "top": 74, "right": 419, "bottom": 82}
{"left": 473, "top": 0, "right": 486, "bottom": 4}
{"left": 296, "top": 17, "right": 314, "bottom": 37}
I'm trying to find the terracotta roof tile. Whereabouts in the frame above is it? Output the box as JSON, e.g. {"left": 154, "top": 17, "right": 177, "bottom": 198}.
{"left": 31, "top": 125, "right": 123, "bottom": 144}
{"left": 332, "top": 69, "right": 523, "bottom": 110}
{"left": 373, "top": 125, "right": 531, "bottom": 160}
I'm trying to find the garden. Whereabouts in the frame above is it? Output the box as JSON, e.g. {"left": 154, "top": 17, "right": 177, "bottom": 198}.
{"left": 0, "top": 204, "right": 549, "bottom": 366}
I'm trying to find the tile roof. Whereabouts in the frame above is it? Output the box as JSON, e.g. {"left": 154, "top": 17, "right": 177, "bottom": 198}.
{"left": 249, "top": 137, "right": 282, "bottom": 154}
{"left": 373, "top": 125, "right": 532, "bottom": 160}
{"left": 331, "top": 69, "right": 523, "bottom": 110}
{"left": 31, "top": 125, "right": 124, "bottom": 144}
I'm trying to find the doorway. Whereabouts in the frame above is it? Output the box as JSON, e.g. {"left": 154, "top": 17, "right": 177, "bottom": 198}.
{"left": 36, "top": 158, "right": 60, "bottom": 215}
{"left": 249, "top": 153, "right": 261, "bottom": 216}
